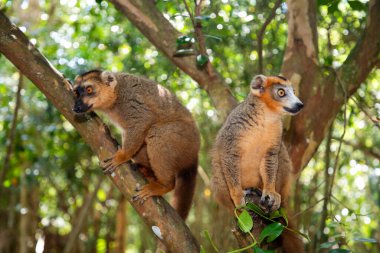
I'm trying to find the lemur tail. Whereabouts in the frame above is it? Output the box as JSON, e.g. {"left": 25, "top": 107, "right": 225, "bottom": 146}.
{"left": 281, "top": 218, "right": 305, "bottom": 253}
{"left": 172, "top": 163, "right": 198, "bottom": 220}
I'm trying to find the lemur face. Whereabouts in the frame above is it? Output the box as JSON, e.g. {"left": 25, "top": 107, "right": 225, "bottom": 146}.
{"left": 250, "top": 75, "right": 304, "bottom": 115}
{"left": 72, "top": 70, "right": 117, "bottom": 114}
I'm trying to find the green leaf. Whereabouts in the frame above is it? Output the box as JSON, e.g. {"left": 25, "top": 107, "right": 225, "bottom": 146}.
{"left": 328, "top": 2, "right": 339, "bottom": 14}
{"left": 246, "top": 202, "right": 266, "bottom": 217}
{"left": 237, "top": 210, "right": 253, "bottom": 233}
{"left": 204, "top": 34, "right": 223, "bottom": 42}
{"left": 196, "top": 54, "right": 209, "bottom": 68}
{"left": 259, "top": 223, "right": 284, "bottom": 243}
{"left": 269, "top": 210, "right": 281, "bottom": 219}
{"left": 279, "top": 207, "right": 288, "bottom": 226}
{"left": 253, "top": 246, "right": 275, "bottom": 253}
{"left": 195, "top": 15, "right": 211, "bottom": 21}
{"left": 353, "top": 237, "right": 377, "bottom": 243}
{"left": 328, "top": 249, "right": 351, "bottom": 253}
{"left": 348, "top": 0, "right": 366, "bottom": 11}
{"left": 173, "top": 49, "right": 195, "bottom": 57}
{"left": 200, "top": 245, "right": 207, "bottom": 253}
{"left": 176, "top": 35, "right": 195, "bottom": 46}
{"left": 319, "top": 241, "right": 336, "bottom": 249}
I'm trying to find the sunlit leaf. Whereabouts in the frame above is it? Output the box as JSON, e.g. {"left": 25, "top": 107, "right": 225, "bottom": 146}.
{"left": 176, "top": 35, "right": 195, "bottom": 46}
{"left": 353, "top": 237, "right": 377, "bottom": 243}
{"left": 319, "top": 241, "right": 336, "bottom": 249}
{"left": 195, "top": 15, "right": 211, "bottom": 21}
{"left": 196, "top": 54, "right": 209, "bottom": 68}
{"left": 237, "top": 210, "right": 253, "bottom": 233}
{"left": 173, "top": 49, "right": 195, "bottom": 57}
{"left": 204, "top": 34, "right": 223, "bottom": 42}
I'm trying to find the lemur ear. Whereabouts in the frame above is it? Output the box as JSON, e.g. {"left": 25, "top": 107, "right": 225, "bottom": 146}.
{"left": 250, "top": 75, "right": 267, "bottom": 96}
{"left": 100, "top": 71, "right": 117, "bottom": 88}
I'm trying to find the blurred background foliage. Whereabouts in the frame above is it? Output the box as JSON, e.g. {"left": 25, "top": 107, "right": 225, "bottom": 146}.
{"left": 0, "top": 0, "right": 379, "bottom": 252}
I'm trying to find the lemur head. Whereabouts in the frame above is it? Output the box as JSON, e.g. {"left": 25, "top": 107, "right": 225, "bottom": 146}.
{"left": 72, "top": 70, "right": 117, "bottom": 114}
{"left": 250, "top": 75, "right": 303, "bottom": 115}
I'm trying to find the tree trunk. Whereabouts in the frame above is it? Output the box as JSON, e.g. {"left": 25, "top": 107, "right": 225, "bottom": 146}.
{"left": 19, "top": 171, "right": 39, "bottom": 253}
{"left": 114, "top": 195, "right": 127, "bottom": 253}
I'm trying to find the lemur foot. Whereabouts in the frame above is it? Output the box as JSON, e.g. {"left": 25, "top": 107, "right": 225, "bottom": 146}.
{"left": 259, "top": 190, "right": 281, "bottom": 213}
{"left": 101, "top": 150, "right": 129, "bottom": 174}
{"left": 132, "top": 182, "right": 172, "bottom": 205}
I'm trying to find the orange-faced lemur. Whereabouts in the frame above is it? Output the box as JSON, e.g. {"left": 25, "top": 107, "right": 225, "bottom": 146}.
{"left": 211, "top": 75, "right": 305, "bottom": 252}
{"left": 72, "top": 70, "right": 200, "bottom": 220}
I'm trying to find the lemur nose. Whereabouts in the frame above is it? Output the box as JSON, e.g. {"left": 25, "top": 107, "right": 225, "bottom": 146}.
{"left": 296, "top": 102, "right": 304, "bottom": 110}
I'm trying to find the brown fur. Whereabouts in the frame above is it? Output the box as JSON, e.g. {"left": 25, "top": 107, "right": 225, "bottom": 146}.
{"left": 73, "top": 71, "right": 200, "bottom": 222}
{"left": 211, "top": 75, "right": 304, "bottom": 252}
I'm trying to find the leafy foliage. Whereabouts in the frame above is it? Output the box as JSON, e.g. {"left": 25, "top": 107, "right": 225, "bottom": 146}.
{"left": 0, "top": 0, "right": 379, "bottom": 252}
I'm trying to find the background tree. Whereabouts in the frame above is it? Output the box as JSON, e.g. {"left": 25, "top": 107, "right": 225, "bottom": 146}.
{"left": 0, "top": 0, "right": 379, "bottom": 252}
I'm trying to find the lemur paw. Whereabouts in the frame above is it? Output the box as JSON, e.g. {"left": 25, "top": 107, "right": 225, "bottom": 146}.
{"left": 101, "top": 156, "right": 119, "bottom": 174}
{"left": 101, "top": 150, "right": 129, "bottom": 174}
{"left": 259, "top": 190, "right": 281, "bottom": 213}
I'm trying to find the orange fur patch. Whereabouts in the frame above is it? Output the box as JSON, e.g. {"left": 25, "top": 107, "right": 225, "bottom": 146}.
{"left": 260, "top": 76, "right": 291, "bottom": 112}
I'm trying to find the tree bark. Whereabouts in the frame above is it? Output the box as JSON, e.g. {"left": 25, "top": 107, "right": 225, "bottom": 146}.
{"left": 109, "top": 0, "right": 237, "bottom": 119}
{"left": 0, "top": 12, "right": 199, "bottom": 253}
{"left": 115, "top": 195, "right": 127, "bottom": 253}
{"left": 282, "top": 0, "right": 380, "bottom": 173}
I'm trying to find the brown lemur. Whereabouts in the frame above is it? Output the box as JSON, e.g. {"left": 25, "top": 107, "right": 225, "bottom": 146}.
{"left": 72, "top": 70, "right": 200, "bottom": 220}
{"left": 211, "top": 75, "right": 305, "bottom": 252}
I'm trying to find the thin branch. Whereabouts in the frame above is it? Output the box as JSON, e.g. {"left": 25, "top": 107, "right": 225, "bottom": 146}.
{"left": 292, "top": 198, "right": 325, "bottom": 218}
{"left": 109, "top": 0, "right": 237, "bottom": 120}
{"left": 182, "top": 0, "right": 195, "bottom": 27}
{"left": 257, "top": 0, "right": 282, "bottom": 74}
{"left": 351, "top": 96, "right": 380, "bottom": 127}
{"left": 63, "top": 178, "right": 104, "bottom": 253}
{"left": 331, "top": 137, "right": 380, "bottom": 160}
{"left": 0, "top": 72, "right": 24, "bottom": 185}
{"left": 326, "top": 70, "right": 348, "bottom": 201}
{"left": 313, "top": 125, "right": 333, "bottom": 251}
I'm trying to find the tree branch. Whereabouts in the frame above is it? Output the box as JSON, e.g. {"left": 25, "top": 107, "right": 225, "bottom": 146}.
{"left": 0, "top": 11, "right": 199, "bottom": 252}
{"left": 340, "top": 0, "right": 380, "bottom": 96}
{"left": 109, "top": 0, "right": 237, "bottom": 119}
{"left": 257, "top": 0, "right": 282, "bottom": 74}
{"left": 283, "top": 0, "right": 380, "bottom": 173}
{"left": 0, "top": 72, "right": 23, "bottom": 186}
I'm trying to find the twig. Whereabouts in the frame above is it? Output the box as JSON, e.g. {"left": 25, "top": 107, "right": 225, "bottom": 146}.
{"left": 256, "top": 0, "right": 282, "bottom": 74}
{"left": 63, "top": 178, "right": 104, "bottom": 253}
{"left": 291, "top": 198, "right": 325, "bottom": 219}
{"left": 182, "top": 0, "right": 212, "bottom": 75}
{"left": 351, "top": 96, "right": 380, "bottom": 127}
{"left": 0, "top": 72, "right": 24, "bottom": 185}
{"left": 331, "top": 137, "right": 380, "bottom": 160}
{"left": 326, "top": 69, "right": 348, "bottom": 201}
{"left": 182, "top": 0, "right": 195, "bottom": 27}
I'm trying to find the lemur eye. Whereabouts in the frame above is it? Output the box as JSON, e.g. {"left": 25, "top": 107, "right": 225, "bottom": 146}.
{"left": 277, "top": 89, "right": 286, "bottom": 97}
{"left": 74, "top": 90, "right": 79, "bottom": 98}
{"left": 86, "top": 86, "right": 93, "bottom": 94}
